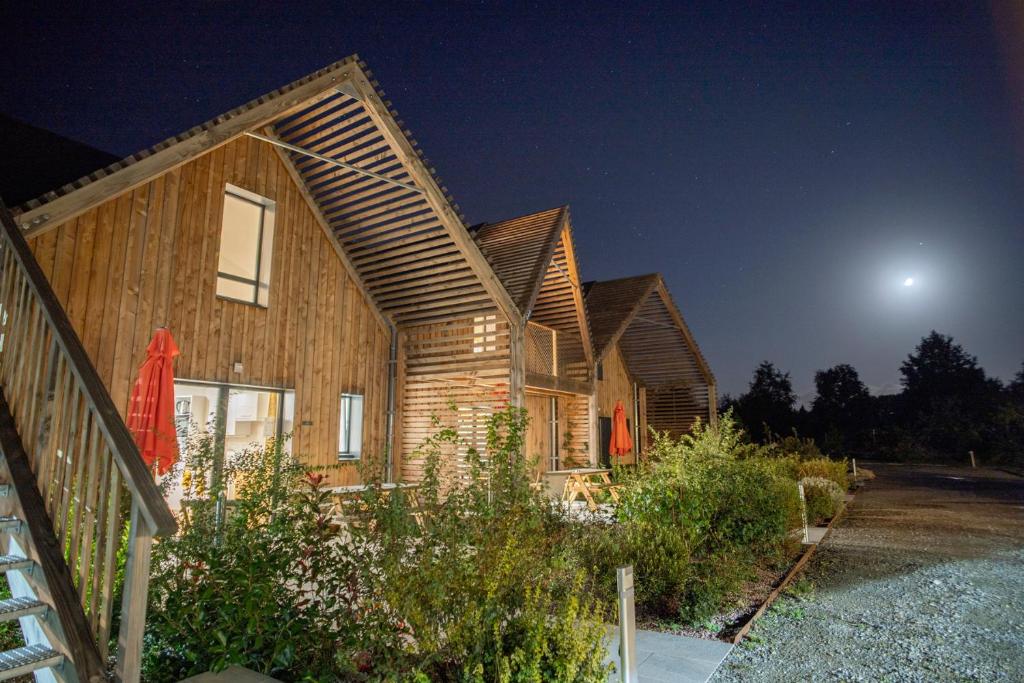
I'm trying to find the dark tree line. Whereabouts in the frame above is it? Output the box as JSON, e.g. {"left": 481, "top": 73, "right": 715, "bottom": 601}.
{"left": 721, "top": 331, "right": 1024, "bottom": 465}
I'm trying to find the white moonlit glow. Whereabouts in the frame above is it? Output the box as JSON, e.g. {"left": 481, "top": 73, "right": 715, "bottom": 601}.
{"left": 904, "top": 277, "right": 915, "bottom": 287}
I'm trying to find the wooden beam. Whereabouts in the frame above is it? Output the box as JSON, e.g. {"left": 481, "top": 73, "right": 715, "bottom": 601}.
{"left": 525, "top": 372, "right": 592, "bottom": 396}
{"left": 0, "top": 391, "right": 106, "bottom": 681}
{"left": 245, "top": 131, "right": 423, "bottom": 193}
{"left": 343, "top": 68, "right": 522, "bottom": 326}
{"left": 20, "top": 57, "right": 363, "bottom": 237}
{"left": 265, "top": 137, "right": 392, "bottom": 332}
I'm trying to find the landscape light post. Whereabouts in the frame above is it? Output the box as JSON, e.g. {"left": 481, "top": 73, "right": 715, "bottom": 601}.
{"left": 617, "top": 565, "right": 638, "bottom": 683}
{"left": 969, "top": 451, "right": 976, "bottom": 468}
{"left": 798, "top": 483, "right": 809, "bottom": 544}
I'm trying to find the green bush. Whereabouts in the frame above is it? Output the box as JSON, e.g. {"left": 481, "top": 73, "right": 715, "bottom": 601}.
{"left": 797, "top": 457, "right": 849, "bottom": 490}
{"left": 800, "top": 476, "right": 844, "bottom": 524}
{"left": 145, "top": 408, "right": 611, "bottom": 682}
{"left": 145, "top": 433, "right": 369, "bottom": 681}
{"left": 351, "top": 407, "right": 611, "bottom": 681}
{"left": 574, "top": 412, "right": 801, "bottom": 623}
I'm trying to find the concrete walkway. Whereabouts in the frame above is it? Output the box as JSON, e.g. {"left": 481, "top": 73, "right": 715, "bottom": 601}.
{"left": 606, "top": 628, "right": 733, "bottom": 682}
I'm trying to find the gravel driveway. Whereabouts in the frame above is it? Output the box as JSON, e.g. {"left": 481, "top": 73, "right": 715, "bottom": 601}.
{"left": 714, "top": 463, "right": 1024, "bottom": 682}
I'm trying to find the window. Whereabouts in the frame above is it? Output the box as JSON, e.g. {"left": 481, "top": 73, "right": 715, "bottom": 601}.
{"left": 338, "top": 393, "right": 364, "bottom": 461}
{"left": 168, "top": 381, "right": 294, "bottom": 509}
{"left": 473, "top": 315, "right": 497, "bottom": 353}
{"left": 216, "top": 184, "right": 275, "bottom": 306}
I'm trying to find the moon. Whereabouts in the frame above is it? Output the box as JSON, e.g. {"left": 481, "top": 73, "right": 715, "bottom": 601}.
{"left": 903, "top": 277, "right": 915, "bottom": 287}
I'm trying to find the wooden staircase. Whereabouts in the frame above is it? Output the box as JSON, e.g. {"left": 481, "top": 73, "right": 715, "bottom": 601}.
{"left": 0, "top": 202, "right": 177, "bottom": 682}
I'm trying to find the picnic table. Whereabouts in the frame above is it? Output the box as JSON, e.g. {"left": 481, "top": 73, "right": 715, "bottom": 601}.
{"left": 325, "top": 482, "right": 423, "bottom": 529}
{"left": 559, "top": 468, "right": 623, "bottom": 512}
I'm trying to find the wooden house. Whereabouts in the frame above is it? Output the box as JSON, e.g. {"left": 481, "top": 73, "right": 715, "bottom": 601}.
{"left": 0, "top": 55, "right": 720, "bottom": 680}
{"left": 472, "top": 207, "right": 595, "bottom": 475}
{"left": 586, "top": 274, "right": 717, "bottom": 464}
{"left": 8, "top": 57, "right": 597, "bottom": 491}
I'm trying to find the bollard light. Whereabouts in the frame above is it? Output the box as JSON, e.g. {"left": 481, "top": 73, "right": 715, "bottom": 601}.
{"left": 617, "top": 565, "right": 638, "bottom": 683}
{"left": 798, "top": 483, "right": 809, "bottom": 544}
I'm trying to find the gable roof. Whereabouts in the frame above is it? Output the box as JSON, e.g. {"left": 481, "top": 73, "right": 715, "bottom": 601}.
{"left": 473, "top": 206, "right": 566, "bottom": 315}
{"left": 0, "top": 114, "right": 119, "bottom": 206}
{"left": 585, "top": 274, "right": 714, "bottom": 388}
{"left": 584, "top": 274, "right": 661, "bottom": 361}
{"left": 15, "top": 56, "right": 519, "bottom": 327}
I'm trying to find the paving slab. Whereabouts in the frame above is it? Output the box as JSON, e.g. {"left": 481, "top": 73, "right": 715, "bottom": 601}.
{"left": 606, "top": 628, "right": 733, "bottom": 682}
{"left": 179, "top": 667, "right": 281, "bottom": 683}
{"left": 802, "top": 526, "right": 828, "bottom": 544}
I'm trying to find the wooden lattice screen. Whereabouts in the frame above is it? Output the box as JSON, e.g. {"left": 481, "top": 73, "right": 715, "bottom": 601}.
{"left": 525, "top": 322, "right": 556, "bottom": 376}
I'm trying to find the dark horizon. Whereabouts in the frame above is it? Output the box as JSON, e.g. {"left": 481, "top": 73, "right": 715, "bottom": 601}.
{"left": 2, "top": 1, "right": 1022, "bottom": 399}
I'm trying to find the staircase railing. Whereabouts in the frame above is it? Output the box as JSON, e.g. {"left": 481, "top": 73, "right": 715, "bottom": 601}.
{"left": 0, "top": 202, "right": 176, "bottom": 682}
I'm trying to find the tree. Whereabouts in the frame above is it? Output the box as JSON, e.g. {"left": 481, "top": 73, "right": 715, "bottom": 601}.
{"left": 733, "top": 361, "right": 797, "bottom": 441}
{"left": 1010, "top": 362, "right": 1024, "bottom": 404}
{"left": 899, "top": 331, "right": 1002, "bottom": 458}
{"left": 810, "top": 364, "right": 870, "bottom": 453}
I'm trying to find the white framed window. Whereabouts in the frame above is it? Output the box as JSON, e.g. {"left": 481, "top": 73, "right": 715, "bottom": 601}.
{"left": 473, "top": 315, "right": 497, "bottom": 353}
{"left": 216, "top": 184, "right": 275, "bottom": 307}
{"left": 339, "top": 393, "right": 364, "bottom": 461}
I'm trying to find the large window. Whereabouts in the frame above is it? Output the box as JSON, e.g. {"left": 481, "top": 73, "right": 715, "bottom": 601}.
{"left": 338, "top": 393, "right": 364, "bottom": 461}
{"left": 168, "top": 381, "right": 294, "bottom": 508}
{"left": 216, "top": 184, "right": 275, "bottom": 306}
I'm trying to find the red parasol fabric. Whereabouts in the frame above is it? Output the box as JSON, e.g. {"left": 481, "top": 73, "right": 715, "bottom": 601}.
{"left": 609, "top": 399, "right": 634, "bottom": 457}
{"left": 125, "top": 328, "right": 181, "bottom": 475}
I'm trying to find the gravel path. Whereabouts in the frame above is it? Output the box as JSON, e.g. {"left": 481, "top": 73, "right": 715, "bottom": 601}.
{"left": 714, "top": 463, "right": 1024, "bottom": 682}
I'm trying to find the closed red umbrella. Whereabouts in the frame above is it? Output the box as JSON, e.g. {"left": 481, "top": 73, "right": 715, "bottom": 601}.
{"left": 609, "top": 399, "right": 633, "bottom": 457}
{"left": 126, "top": 328, "right": 180, "bottom": 475}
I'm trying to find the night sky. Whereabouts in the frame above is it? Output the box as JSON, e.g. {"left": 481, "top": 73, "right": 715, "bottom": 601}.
{"left": 2, "top": 2, "right": 1022, "bottom": 401}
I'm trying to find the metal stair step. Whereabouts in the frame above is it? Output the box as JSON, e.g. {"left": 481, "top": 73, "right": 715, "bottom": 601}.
{"left": 0, "top": 556, "right": 32, "bottom": 573}
{"left": 0, "top": 516, "right": 20, "bottom": 533}
{"left": 0, "top": 597, "right": 46, "bottom": 622}
{"left": 0, "top": 644, "right": 63, "bottom": 679}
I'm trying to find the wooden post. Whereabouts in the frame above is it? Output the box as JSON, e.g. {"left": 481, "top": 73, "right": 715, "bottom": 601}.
{"left": 852, "top": 458, "right": 857, "bottom": 478}
{"left": 115, "top": 501, "right": 154, "bottom": 683}
{"left": 969, "top": 451, "right": 976, "bottom": 468}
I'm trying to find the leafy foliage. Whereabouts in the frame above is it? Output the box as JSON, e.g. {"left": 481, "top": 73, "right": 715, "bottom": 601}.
{"left": 725, "top": 332, "right": 1024, "bottom": 465}
{"left": 799, "top": 476, "right": 844, "bottom": 525}
{"left": 573, "top": 412, "right": 802, "bottom": 623}
{"left": 145, "top": 408, "right": 611, "bottom": 682}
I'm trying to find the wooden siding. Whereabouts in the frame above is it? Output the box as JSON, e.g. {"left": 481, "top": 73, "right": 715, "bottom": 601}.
{"left": 595, "top": 343, "right": 645, "bottom": 464}
{"left": 27, "top": 135, "right": 390, "bottom": 486}
{"left": 397, "top": 311, "right": 512, "bottom": 484}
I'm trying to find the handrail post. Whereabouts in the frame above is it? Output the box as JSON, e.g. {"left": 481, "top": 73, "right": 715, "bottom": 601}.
{"left": 115, "top": 501, "right": 154, "bottom": 683}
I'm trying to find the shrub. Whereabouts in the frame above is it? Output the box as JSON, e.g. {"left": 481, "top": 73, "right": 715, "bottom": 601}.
{"left": 350, "top": 407, "right": 610, "bottom": 681}
{"left": 797, "top": 457, "right": 849, "bottom": 490}
{"left": 144, "top": 434, "right": 370, "bottom": 681}
{"left": 577, "top": 412, "right": 802, "bottom": 623}
{"left": 800, "top": 476, "right": 844, "bottom": 524}
{"left": 145, "top": 408, "right": 610, "bottom": 682}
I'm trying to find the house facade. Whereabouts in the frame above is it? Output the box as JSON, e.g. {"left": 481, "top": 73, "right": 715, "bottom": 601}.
{"left": 473, "top": 207, "right": 595, "bottom": 476}
{"left": 587, "top": 274, "right": 717, "bottom": 464}
{"left": 11, "top": 57, "right": 716, "bottom": 490}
